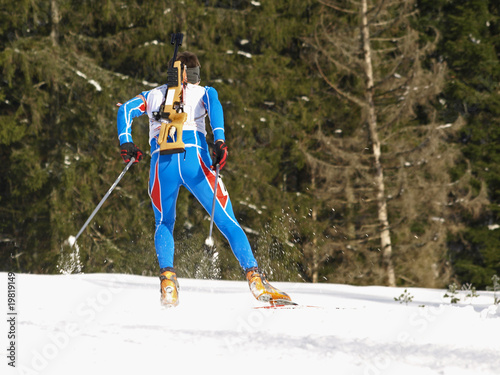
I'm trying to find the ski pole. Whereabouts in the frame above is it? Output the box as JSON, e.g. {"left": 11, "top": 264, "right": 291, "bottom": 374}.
{"left": 205, "top": 163, "right": 220, "bottom": 247}
{"left": 69, "top": 157, "right": 135, "bottom": 248}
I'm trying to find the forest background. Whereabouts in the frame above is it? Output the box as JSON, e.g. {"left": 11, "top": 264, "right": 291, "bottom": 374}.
{"left": 1, "top": 0, "right": 499, "bottom": 290}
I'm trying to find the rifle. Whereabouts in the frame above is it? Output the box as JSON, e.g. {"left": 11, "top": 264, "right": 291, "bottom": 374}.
{"left": 154, "top": 33, "right": 187, "bottom": 154}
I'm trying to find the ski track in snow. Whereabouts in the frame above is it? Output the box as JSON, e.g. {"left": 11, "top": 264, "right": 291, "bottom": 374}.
{"left": 1, "top": 273, "right": 499, "bottom": 375}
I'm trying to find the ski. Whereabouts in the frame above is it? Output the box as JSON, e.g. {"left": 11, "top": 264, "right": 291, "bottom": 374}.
{"left": 253, "top": 302, "right": 320, "bottom": 310}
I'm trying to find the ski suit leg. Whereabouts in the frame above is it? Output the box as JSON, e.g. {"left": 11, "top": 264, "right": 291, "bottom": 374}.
{"left": 179, "top": 135, "right": 258, "bottom": 271}
{"left": 149, "top": 149, "right": 181, "bottom": 269}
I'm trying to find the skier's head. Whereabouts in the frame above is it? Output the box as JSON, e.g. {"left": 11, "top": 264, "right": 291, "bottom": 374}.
{"left": 169, "top": 51, "right": 201, "bottom": 84}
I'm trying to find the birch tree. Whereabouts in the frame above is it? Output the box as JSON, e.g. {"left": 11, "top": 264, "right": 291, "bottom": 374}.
{"left": 307, "top": 0, "right": 458, "bottom": 286}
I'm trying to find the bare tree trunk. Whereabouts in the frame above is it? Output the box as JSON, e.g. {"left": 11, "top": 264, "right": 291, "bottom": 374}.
{"left": 361, "top": 0, "right": 396, "bottom": 286}
{"left": 50, "top": 0, "right": 60, "bottom": 47}
{"left": 311, "top": 173, "right": 319, "bottom": 283}
{"left": 344, "top": 168, "right": 356, "bottom": 240}
{"left": 49, "top": 0, "right": 61, "bottom": 126}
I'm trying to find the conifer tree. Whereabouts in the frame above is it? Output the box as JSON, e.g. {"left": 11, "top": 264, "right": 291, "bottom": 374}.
{"left": 419, "top": 0, "right": 500, "bottom": 288}
{"left": 2, "top": 0, "right": 497, "bottom": 287}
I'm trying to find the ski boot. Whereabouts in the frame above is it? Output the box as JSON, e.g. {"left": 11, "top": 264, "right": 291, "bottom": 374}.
{"left": 245, "top": 267, "right": 293, "bottom": 305}
{"left": 160, "top": 269, "right": 179, "bottom": 308}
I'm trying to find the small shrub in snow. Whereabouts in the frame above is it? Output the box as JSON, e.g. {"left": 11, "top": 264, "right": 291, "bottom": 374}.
{"left": 443, "top": 283, "right": 460, "bottom": 304}
{"left": 486, "top": 275, "right": 500, "bottom": 305}
{"left": 394, "top": 289, "right": 414, "bottom": 305}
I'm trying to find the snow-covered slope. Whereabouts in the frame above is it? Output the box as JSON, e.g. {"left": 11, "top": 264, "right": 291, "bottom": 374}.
{"left": 1, "top": 273, "right": 499, "bottom": 375}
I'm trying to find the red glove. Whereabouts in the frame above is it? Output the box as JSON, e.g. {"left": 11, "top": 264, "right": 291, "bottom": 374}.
{"left": 212, "top": 140, "right": 227, "bottom": 170}
{"left": 120, "top": 142, "right": 143, "bottom": 164}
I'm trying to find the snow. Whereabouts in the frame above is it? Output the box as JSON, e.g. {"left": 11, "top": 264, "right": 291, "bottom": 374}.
{"left": 204, "top": 236, "right": 214, "bottom": 247}
{"left": 88, "top": 80, "right": 101, "bottom": 92}
{"left": 237, "top": 51, "right": 252, "bottom": 59}
{"left": 437, "top": 123, "right": 453, "bottom": 129}
{"left": 75, "top": 71, "right": 87, "bottom": 79}
{"left": 74, "top": 71, "right": 101, "bottom": 91}
{"left": 67, "top": 236, "right": 76, "bottom": 247}
{"left": 1, "top": 273, "right": 499, "bottom": 375}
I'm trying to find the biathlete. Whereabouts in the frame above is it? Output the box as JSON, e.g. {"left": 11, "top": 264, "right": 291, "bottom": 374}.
{"left": 117, "top": 51, "right": 291, "bottom": 307}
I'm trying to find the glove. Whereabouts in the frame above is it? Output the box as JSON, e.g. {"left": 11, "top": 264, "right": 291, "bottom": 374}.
{"left": 120, "top": 142, "right": 143, "bottom": 164}
{"left": 212, "top": 140, "right": 228, "bottom": 170}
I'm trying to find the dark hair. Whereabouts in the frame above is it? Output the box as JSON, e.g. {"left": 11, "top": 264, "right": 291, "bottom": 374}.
{"left": 169, "top": 51, "right": 201, "bottom": 68}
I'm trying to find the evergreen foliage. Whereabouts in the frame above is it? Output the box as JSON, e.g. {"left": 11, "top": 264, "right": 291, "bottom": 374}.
{"left": 419, "top": 0, "right": 500, "bottom": 288}
{"left": 0, "top": 0, "right": 498, "bottom": 289}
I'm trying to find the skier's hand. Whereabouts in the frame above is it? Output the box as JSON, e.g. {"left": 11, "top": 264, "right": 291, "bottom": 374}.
{"left": 212, "top": 140, "right": 227, "bottom": 170}
{"left": 120, "top": 142, "right": 143, "bottom": 164}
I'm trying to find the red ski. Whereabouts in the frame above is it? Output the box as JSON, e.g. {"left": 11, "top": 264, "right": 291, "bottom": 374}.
{"left": 253, "top": 302, "right": 320, "bottom": 310}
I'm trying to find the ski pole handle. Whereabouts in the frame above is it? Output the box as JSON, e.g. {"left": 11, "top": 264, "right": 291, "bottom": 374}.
{"left": 71, "top": 157, "right": 135, "bottom": 247}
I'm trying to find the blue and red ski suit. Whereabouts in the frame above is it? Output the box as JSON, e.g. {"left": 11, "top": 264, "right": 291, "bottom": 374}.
{"left": 117, "top": 83, "right": 258, "bottom": 271}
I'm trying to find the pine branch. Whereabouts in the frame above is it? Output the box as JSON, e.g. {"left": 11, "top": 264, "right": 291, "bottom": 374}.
{"left": 314, "top": 56, "right": 367, "bottom": 108}
{"left": 314, "top": 32, "right": 360, "bottom": 76}
{"left": 318, "top": 0, "right": 357, "bottom": 14}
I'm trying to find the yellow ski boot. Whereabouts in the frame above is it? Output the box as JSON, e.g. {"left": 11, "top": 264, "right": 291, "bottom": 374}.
{"left": 245, "top": 267, "right": 293, "bottom": 306}
{"left": 160, "top": 269, "right": 179, "bottom": 308}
